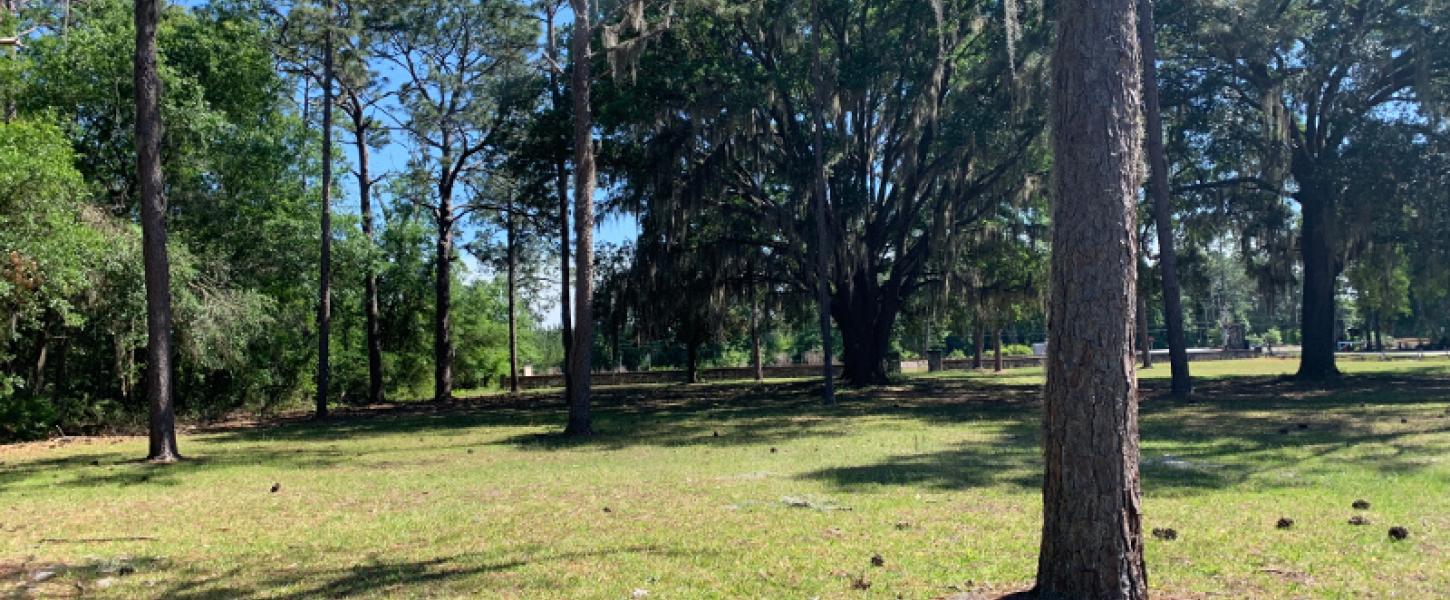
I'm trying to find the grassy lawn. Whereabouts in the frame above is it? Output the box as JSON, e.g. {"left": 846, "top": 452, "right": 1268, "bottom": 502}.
{"left": 2, "top": 358, "right": 1448, "bottom": 598}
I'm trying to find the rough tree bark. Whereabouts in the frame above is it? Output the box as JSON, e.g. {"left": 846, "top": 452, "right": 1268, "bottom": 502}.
{"left": 564, "top": 0, "right": 594, "bottom": 435}
{"left": 1034, "top": 0, "right": 1148, "bottom": 597}
{"left": 830, "top": 265, "right": 907, "bottom": 385}
{"left": 434, "top": 170, "right": 455, "bottom": 402}
{"left": 1138, "top": 0, "right": 1188, "bottom": 395}
{"left": 1296, "top": 185, "right": 1339, "bottom": 379}
{"left": 810, "top": 0, "right": 835, "bottom": 403}
{"left": 315, "top": 0, "right": 334, "bottom": 419}
{"left": 134, "top": 0, "right": 179, "bottom": 462}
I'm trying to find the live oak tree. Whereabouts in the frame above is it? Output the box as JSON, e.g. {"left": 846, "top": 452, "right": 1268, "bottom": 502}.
{"left": 1170, "top": 0, "right": 1450, "bottom": 378}
{"left": 1339, "top": 121, "right": 1439, "bottom": 350}
{"left": 1035, "top": 0, "right": 1148, "bottom": 596}
{"left": 629, "top": 214, "right": 751, "bottom": 384}
{"left": 134, "top": 0, "right": 179, "bottom": 462}
{"left": 600, "top": 0, "right": 1048, "bottom": 386}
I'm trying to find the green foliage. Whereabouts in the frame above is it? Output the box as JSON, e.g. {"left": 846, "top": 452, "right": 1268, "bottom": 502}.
{"left": 1001, "top": 344, "right": 1033, "bottom": 357}
{"left": 1261, "top": 328, "right": 1282, "bottom": 347}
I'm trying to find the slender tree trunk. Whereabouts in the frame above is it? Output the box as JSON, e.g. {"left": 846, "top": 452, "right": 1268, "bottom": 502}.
{"left": 612, "top": 328, "right": 622, "bottom": 371}
{"left": 993, "top": 328, "right": 1003, "bottom": 373}
{"left": 1138, "top": 294, "right": 1153, "bottom": 368}
{"left": 1297, "top": 193, "right": 1339, "bottom": 379}
{"left": 352, "top": 97, "right": 384, "bottom": 405}
{"left": 973, "top": 319, "right": 985, "bottom": 369}
{"left": 29, "top": 315, "right": 51, "bottom": 395}
{"left": 1138, "top": 0, "right": 1189, "bottom": 395}
{"left": 558, "top": 173, "right": 573, "bottom": 398}
{"left": 506, "top": 201, "right": 520, "bottom": 394}
{"left": 1035, "top": 1, "right": 1147, "bottom": 597}
{"left": 547, "top": 8, "right": 573, "bottom": 405}
{"left": 810, "top": 0, "right": 835, "bottom": 404}
{"left": 54, "top": 329, "right": 69, "bottom": 399}
{"left": 923, "top": 309, "right": 931, "bottom": 358}
{"left": 564, "top": 0, "right": 594, "bottom": 435}
{"left": 134, "top": 0, "right": 179, "bottom": 463}
{"left": 1373, "top": 312, "right": 1383, "bottom": 352}
{"left": 751, "top": 280, "right": 763, "bottom": 382}
{"left": 315, "top": 0, "right": 334, "bottom": 419}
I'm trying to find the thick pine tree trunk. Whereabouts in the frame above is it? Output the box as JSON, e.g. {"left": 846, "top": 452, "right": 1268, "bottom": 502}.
{"left": 1035, "top": 1, "right": 1148, "bottom": 597}
{"left": 353, "top": 99, "right": 385, "bottom": 405}
{"left": 434, "top": 183, "right": 455, "bottom": 402}
{"left": 1138, "top": 0, "right": 1189, "bottom": 395}
{"left": 1297, "top": 193, "right": 1339, "bottom": 379}
{"left": 315, "top": 0, "right": 334, "bottom": 419}
{"left": 134, "top": 0, "right": 179, "bottom": 462}
{"left": 565, "top": 0, "right": 594, "bottom": 435}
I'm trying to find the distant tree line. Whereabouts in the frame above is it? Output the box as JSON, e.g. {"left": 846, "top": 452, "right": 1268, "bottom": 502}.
{"left": 1, "top": 0, "right": 1447, "bottom": 445}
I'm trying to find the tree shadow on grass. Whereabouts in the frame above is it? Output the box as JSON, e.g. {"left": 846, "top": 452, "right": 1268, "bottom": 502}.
{"left": 6, "top": 371, "right": 1445, "bottom": 494}
{"left": 0, "top": 444, "right": 368, "bottom": 491}
{"left": 799, "top": 372, "right": 1450, "bottom": 495}
{"left": 492, "top": 379, "right": 1046, "bottom": 451}
{"left": 155, "top": 545, "right": 705, "bottom": 600}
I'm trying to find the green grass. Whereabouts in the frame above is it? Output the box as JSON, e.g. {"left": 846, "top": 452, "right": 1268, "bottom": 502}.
{"left": 3, "top": 358, "right": 1448, "bottom": 598}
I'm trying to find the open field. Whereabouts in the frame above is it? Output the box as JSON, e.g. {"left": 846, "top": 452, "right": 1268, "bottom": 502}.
{"left": 3, "top": 358, "right": 1448, "bottom": 598}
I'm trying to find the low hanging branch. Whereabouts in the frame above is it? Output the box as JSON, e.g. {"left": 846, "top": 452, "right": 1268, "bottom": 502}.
{"left": 1, "top": 27, "right": 35, "bottom": 47}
